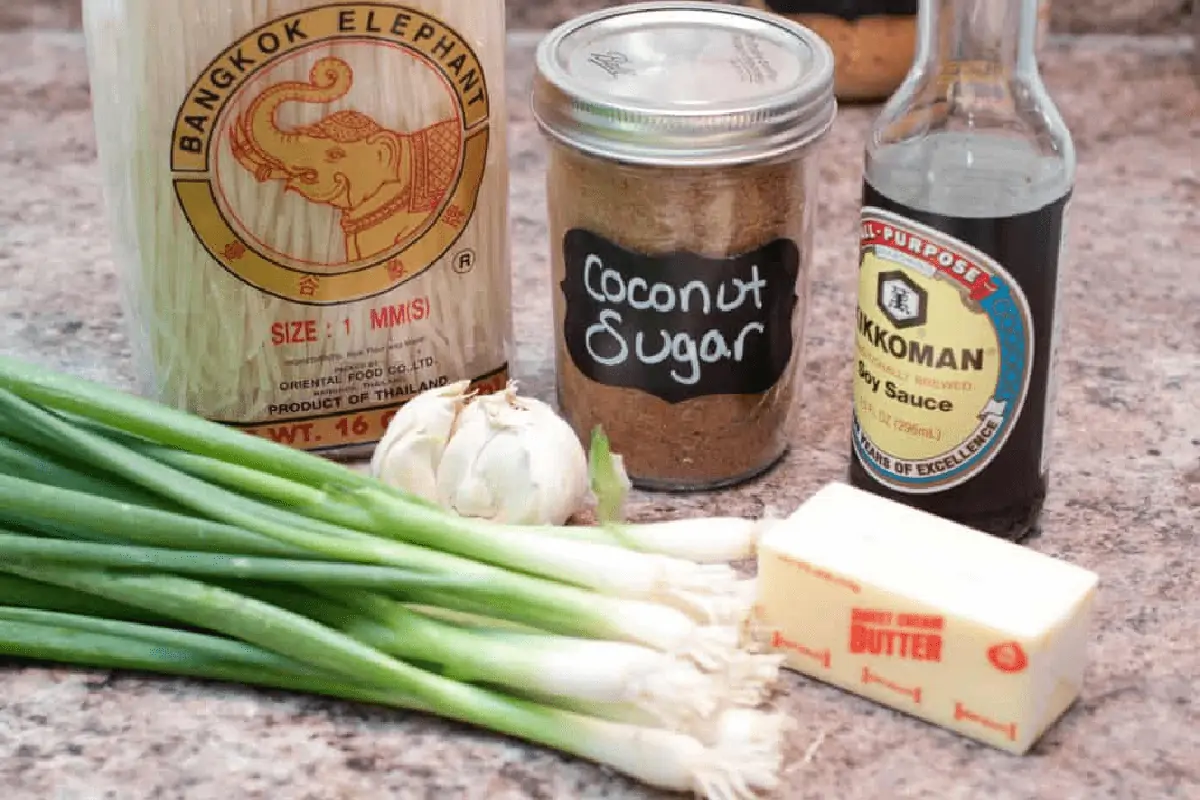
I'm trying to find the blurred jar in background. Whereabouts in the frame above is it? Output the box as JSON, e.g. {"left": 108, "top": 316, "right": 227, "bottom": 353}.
{"left": 748, "top": 1, "right": 1052, "bottom": 103}
{"left": 745, "top": 1, "right": 918, "bottom": 102}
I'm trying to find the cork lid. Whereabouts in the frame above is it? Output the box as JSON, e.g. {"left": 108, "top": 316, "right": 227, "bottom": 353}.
{"left": 531, "top": 1, "right": 837, "bottom": 167}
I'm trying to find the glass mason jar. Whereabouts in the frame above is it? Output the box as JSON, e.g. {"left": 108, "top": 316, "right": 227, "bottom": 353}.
{"left": 847, "top": 0, "right": 1076, "bottom": 541}
{"left": 532, "top": 2, "right": 837, "bottom": 491}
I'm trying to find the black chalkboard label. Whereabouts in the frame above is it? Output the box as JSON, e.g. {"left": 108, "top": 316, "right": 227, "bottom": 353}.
{"left": 762, "top": 0, "right": 917, "bottom": 19}
{"left": 560, "top": 229, "right": 801, "bottom": 405}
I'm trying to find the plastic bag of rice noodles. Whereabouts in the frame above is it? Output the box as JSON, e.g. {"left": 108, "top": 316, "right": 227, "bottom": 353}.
{"left": 82, "top": 0, "right": 512, "bottom": 457}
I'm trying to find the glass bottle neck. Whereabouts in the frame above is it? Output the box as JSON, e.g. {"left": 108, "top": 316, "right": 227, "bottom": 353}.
{"left": 915, "top": 0, "right": 1041, "bottom": 75}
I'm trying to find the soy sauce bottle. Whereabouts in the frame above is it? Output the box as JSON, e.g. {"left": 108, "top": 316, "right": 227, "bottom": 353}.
{"left": 847, "top": 0, "right": 1075, "bottom": 541}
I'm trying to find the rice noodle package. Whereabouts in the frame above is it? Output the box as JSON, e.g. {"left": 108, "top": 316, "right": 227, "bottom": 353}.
{"left": 82, "top": 0, "right": 512, "bottom": 457}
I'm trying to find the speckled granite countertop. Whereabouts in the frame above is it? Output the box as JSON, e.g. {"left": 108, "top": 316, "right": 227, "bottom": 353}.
{"left": 1, "top": 29, "right": 1198, "bottom": 800}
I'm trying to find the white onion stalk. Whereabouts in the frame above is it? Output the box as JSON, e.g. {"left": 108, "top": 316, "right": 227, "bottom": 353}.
{"left": 399, "top": 598, "right": 785, "bottom": 708}
{"left": 597, "top": 604, "right": 778, "bottom": 683}
{"left": 566, "top": 708, "right": 790, "bottom": 799}
{"left": 458, "top": 635, "right": 732, "bottom": 731}
{"left": 464, "top": 636, "right": 783, "bottom": 726}
{"left": 573, "top": 428, "right": 776, "bottom": 563}
{"left": 457, "top": 528, "right": 745, "bottom": 611}
{"left": 657, "top": 578, "right": 759, "bottom": 628}
{"left": 325, "top": 584, "right": 756, "bottom": 677}
{"left": 522, "top": 516, "right": 775, "bottom": 564}
{"left": 622, "top": 616, "right": 744, "bottom": 674}
{"left": 241, "top": 583, "right": 761, "bottom": 731}
{"left": 504, "top": 640, "right": 723, "bottom": 729}
{"left": 364, "top": 492, "right": 749, "bottom": 612}
{"left": 723, "top": 651, "right": 787, "bottom": 707}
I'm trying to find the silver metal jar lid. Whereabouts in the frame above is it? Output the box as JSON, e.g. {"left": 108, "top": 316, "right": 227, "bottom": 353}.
{"left": 531, "top": 1, "right": 837, "bottom": 167}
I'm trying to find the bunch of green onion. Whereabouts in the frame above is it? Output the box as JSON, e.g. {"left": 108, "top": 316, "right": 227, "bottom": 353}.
{"left": 0, "top": 356, "right": 789, "bottom": 799}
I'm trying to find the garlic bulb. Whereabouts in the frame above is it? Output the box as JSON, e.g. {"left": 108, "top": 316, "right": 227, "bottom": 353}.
{"left": 371, "top": 381, "right": 591, "bottom": 526}
{"left": 369, "top": 380, "right": 473, "bottom": 503}
{"left": 435, "top": 384, "right": 590, "bottom": 526}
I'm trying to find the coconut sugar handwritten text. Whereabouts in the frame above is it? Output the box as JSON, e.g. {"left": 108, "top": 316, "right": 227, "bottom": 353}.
{"left": 559, "top": 230, "right": 802, "bottom": 405}
{"left": 582, "top": 254, "right": 768, "bottom": 385}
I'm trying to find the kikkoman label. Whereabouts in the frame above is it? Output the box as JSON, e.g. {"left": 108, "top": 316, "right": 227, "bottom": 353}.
{"left": 169, "top": 4, "right": 490, "bottom": 305}
{"left": 851, "top": 207, "right": 1034, "bottom": 494}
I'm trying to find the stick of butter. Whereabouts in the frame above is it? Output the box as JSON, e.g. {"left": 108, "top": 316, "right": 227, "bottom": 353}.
{"left": 753, "top": 482, "right": 1100, "bottom": 755}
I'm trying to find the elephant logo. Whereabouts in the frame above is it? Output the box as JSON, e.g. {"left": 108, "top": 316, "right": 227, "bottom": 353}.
{"left": 169, "top": 6, "right": 492, "bottom": 305}
{"left": 227, "top": 56, "right": 462, "bottom": 265}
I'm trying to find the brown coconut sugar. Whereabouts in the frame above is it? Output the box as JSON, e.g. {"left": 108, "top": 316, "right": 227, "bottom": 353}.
{"left": 546, "top": 144, "right": 818, "bottom": 490}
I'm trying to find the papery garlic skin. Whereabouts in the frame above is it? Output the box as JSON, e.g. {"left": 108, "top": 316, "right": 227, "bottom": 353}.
{"left": 435, "top": 384, "right": 589, "bottom": 525}
{"left": 370, "top": 380, "right": 473, "bottom": 503}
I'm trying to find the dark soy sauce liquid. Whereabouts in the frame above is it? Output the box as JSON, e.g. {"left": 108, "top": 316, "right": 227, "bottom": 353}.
{"left": 849, "top": 133, "right": 1071, "bottom": 542}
